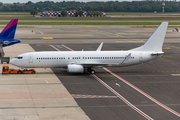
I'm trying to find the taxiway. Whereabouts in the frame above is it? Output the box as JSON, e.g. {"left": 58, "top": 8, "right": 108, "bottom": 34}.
{"left": 0, "top": 25, "right": 180, "bottom": 120}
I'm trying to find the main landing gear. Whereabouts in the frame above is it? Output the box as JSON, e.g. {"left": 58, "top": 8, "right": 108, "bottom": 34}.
{"left": 87, "top": 67, "right": 95, "bottom": 74}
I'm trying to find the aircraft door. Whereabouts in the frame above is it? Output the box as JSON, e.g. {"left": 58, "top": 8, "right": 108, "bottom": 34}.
{"left": 139, "top": 53, "right": 143, "bottom": 63}
{"left": 28, "top": 54, "right": 33, "bottom": 63}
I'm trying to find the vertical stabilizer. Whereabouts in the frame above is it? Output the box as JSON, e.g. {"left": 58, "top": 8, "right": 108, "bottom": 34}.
{"left": 0, "top": 19, "right": 18, "bottom": 39}
{"left": 129, "top": 22, "right": 168, "bottom": 52}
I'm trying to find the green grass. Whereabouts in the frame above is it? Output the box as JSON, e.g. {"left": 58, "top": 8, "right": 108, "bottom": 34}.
{"left": 17, "top": 22, "right": 180, "bottom": 25}
{"left": 0, "top": 12, "right": 180, "bottom": 21}
{"left": 0, "top": 12, "right": 180, "bottom": 22}
{"left": 16, "top": 16, "right": 180, "bottom": 21}
{"left": 0, "top": 21, "right": 178, "bottom": 25}
{"left": 0, "top": 22, "right": 161, "bottom": 25}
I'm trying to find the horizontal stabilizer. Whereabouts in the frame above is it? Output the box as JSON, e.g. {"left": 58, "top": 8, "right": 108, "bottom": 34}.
{"left": 151, "top": 52, "right": 164, "bottom": 56}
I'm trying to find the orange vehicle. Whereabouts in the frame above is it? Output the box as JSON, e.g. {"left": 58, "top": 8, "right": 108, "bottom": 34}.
{"left": 2, "top": 65, "right": 36, "bottom": 74}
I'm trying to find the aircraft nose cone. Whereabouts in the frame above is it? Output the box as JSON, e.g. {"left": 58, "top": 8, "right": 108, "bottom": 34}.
{"left": 10, "top": 59, "right": 15, "bottom": 65}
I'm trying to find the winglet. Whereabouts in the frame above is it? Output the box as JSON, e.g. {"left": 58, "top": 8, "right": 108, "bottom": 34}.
{"left": 96, "top": 42, "right": 103, "bottom": 51}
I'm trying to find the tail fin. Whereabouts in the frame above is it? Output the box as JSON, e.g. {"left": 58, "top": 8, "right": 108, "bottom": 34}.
{"left": 0, "top": 19, "right": 18, "bottom": 39}
{"left": 129, "top": 22, "right": 168, "bottom": 52}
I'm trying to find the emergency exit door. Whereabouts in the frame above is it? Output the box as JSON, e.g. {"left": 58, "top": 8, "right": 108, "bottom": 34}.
{"left": 28, "top": 54, "right": 33, "bottom": 63}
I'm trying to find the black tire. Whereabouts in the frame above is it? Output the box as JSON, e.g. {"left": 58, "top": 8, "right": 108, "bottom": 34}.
{"left": 17, "top": 70, "right": 22, "bottom": 74}
{"left": 91, "top": 70, "right": 95, "bottom": 74}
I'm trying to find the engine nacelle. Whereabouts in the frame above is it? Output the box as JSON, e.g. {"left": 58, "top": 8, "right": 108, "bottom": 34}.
{"left": 67, "top": 64, "right": 84, "bottom": 73}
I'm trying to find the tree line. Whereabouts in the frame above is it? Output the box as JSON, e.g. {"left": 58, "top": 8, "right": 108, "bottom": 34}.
{"left": 0, "top": 1, "right": 180, "bottom": 12}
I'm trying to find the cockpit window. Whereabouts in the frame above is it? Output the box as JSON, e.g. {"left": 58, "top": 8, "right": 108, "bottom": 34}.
{"left": 15, "top": 57, "right": 23, "bottom": 59}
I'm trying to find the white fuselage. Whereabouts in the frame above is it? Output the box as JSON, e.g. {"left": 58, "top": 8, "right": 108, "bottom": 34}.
{"left": 9, "top": 22, "right": 168, "bottom": 73}
{"left": 10, "top": 51, "right": 158, "bottom": 68}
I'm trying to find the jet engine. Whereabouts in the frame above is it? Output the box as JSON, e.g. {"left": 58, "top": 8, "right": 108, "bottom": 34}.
{"left": 67, "top": 64, "right": 84, "bottom": 73}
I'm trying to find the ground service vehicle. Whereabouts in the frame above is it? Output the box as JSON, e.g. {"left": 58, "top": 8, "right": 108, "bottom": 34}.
{"left": 2, "top": 65, "right": 36, "bottom": 74}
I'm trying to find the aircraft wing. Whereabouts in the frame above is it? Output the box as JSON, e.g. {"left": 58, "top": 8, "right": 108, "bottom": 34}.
{"left": 0, "top": 40, "right": 5, "bottom": 58}
{"left": 78, "top": 53, "right": 132, "bottom": 67}
{"left": 80, "top": 63, "right": 120, "bottom": 68}
{"left": 120, "top": 53, "right": 131, "bottom": 64}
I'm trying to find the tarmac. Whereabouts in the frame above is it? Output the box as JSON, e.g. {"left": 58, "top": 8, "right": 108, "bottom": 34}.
{"left": 0, "top": 44, "right": 89, "bottom": 120}
{"left": 0, "top": 25, "right": 180, "bottom": 120}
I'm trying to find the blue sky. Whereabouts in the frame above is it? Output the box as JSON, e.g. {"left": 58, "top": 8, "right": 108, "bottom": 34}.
{"left": 1, "top": 0, "right": 133, "bottom": 4}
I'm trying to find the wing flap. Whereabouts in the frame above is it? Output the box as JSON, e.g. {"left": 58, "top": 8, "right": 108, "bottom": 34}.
{"left": 78, "top": 62, "right": 120, "bottom": 67}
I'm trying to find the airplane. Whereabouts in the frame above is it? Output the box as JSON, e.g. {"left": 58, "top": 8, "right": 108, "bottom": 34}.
{"left": 0, "top": 19, "right": 21, "bottom": 58}
{"left": 10, "top": 22, "right": 168, "bottom": 74}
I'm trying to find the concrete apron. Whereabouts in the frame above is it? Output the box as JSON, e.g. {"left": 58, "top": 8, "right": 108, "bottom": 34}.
{"left": 0, "top": 44, "right": 90, "bottom": 120}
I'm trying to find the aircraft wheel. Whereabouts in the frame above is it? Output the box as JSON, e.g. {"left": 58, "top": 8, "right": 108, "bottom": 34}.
{"left": 17, "top": 70, "right": 22, "bottom": 74}
{"left": 91, "top": 70, "right": 95, "bottom": 74}
{"left": 87, "top": 68, "right": 95, "bottom": 74}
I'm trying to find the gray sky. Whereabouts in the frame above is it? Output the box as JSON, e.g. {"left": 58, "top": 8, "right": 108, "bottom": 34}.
{"left": 1, "top": 0, "right": 134, "bottom": 4}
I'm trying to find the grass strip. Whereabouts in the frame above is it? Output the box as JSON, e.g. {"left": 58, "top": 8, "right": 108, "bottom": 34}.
{"left": 0, "top": 22, "right": 179, "bottom": 25}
